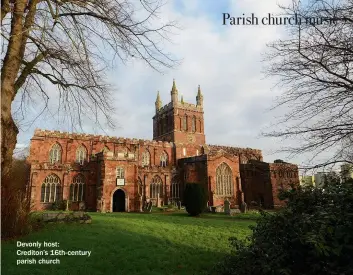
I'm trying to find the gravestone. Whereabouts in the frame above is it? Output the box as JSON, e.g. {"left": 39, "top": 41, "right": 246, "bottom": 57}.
{"left": 156, "top": 194, "right": 162, "bottom": 207}
{"left": 147, "top": 201, "right": 153, "bottom": 212}
{"left": 79, "top": 201, "right": 86, "bottom": 211}
{"left": 66, "top": 200, "right": 69, "bottom": 211}
{"left": 224, "top": 199, "right": 231, "bottom": 215}
{"left": 177, "top": 201, "right": 181, "bottom": 210}
{"left": 240, "top": 201, "right": 248, "bottom": 213}
{"left": 101, "top": 198, "right": 105, "bottom": 213}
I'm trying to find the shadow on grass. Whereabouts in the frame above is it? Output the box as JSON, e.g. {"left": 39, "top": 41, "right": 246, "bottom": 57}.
{"left": 97, "top": 212, "right": 257, "bottom": 231}
{"left": 2, "top": 216, "right": 231, "bottom": 275}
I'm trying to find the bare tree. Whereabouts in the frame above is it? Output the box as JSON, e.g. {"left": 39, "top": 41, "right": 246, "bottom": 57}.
{"left": 264, "top": 0, "right": 353, "bottom": 168}
{"left": 1, "top": 0, "right": 178, "bottom": 184}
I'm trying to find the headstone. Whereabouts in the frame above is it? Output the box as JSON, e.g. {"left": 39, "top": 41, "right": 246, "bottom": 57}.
{"left": 79, "top": 201, "right": 86, "bottom": 211}
{"left": 177, "top": 201, "right": 181, "bottom": 210}
{"left": 66, "top": 200, "right": 69, "bottom": 211}
{"left": 224, "top": 199, "right": 231, "bottom": 215}
{"left": 148, "top": 201, "right": 153, "bottom": 212}
{"left": 101, "top": 198, "right": 105, "bottom": 213}
{"left": 240, "top": 201, "right": 248, "bottom": 213}
{"left": 156, "top": 194, "right": 162, "bottom": 207}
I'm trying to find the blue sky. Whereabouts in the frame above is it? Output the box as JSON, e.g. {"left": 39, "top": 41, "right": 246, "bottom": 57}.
{"left": 13, "top": 0, "right": 334, "bottom": 168}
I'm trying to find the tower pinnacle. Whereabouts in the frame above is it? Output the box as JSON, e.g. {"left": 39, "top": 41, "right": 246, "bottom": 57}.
{"left": 196, "top": 85, "right": 203, "bottom": 107}
{"left": 171, "top": 79, "right": 178, "bottom": 104}
{"left": 155, "top": 91, "right": 162, "bottom": 112}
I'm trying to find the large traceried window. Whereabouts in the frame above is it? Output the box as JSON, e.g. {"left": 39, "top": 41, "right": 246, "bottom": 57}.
{"left": 41, "top": 174, "right": 61, "bottom": 202}
{"left": 182, "top": 115, "right": 188, "bottom": 131}
{"left": 171, "top": 177, "right": 181, "bottom": 200}
{"left": 150, "top": 176, "right": 163, "bottom": 198}
{"left": 216, "top": 163, "right": 233, "bottom": 196}
{"left": 160, "top": 152, "right": 168, "bottom": 167}
{"left": 192, "top": 116, "right": 196, "bottom": 132}
{"left": 141, "top": 151, "right": 150, "bottom": 166}
{"left": 116, "top": 167, "right": 124, "bottom": 179}
{"left": 70, "top": 174, "right": 85, "bottom": 202}
{"left": 49, "top": 143, "right": 61, "bottom": 164}
{"left": 76, "top": 145, "right": 87, "bottom": 165}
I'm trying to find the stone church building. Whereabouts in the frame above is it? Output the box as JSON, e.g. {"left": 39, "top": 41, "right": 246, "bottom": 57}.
{"left": 28, "top": 80, "right": 299, "bottom": 212}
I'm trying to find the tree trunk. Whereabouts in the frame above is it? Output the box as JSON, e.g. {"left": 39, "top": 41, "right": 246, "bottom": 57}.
{"left": 1, "top": 85, "right": 19, "bottom": 186}
{"left": 1, "top": 0, "right": 27, "bottom": 186}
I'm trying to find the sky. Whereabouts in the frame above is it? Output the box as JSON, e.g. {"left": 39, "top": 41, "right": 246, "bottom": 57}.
{"left": 14, "top": 0, "right": 326, "bottom": 167}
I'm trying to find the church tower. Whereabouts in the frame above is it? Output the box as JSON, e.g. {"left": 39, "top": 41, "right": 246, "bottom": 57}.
{"left": 152, "top": 80, "right": 205, "bottom": 146}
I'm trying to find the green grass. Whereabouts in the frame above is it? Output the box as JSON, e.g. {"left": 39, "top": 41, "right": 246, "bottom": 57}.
{"left": 2, "top": 211, "right": 256, "bottom": 275}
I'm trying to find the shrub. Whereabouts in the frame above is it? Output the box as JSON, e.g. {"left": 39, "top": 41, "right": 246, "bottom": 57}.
{"left": 214, "top": 181, "right": 353, "bottom": 275}
{"left": 52, "top": 200, "right": 68, "bottom": 211}
{"left": 183, "top": 183, "right": 207, "bottom": 216}
{"left": 1, "top": 158, "right": 31, "bottom": 239}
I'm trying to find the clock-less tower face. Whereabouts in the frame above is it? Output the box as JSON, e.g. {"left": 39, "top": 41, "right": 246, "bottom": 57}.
{"left": 187, "top": 134, "right": 196, "bottom": 143}
{"left": 152, "top": 81, "right": 205, "bottom": 145}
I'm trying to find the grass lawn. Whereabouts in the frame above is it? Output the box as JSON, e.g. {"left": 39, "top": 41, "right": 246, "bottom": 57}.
{"left": 2, "top": 211, "right": 257, "bottom": 275}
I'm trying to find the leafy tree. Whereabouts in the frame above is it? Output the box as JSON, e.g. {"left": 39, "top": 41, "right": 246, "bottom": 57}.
{"left": 184, "top": 183, "right": 207, "bottom": 216}
{"left": 214, "top": 182, "right": 353, "bottom": 275}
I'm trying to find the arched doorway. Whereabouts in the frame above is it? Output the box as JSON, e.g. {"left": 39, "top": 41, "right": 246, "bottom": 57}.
{"left": 112, "top": 189, "right": 126, "bottom": 212}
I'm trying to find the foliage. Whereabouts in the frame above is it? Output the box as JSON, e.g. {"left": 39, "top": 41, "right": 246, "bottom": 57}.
{"left": 52, "top": 200, "right": 69, "bottom": 211}
{"left": 214, "top": 182, "right": 353, "bottom": 275}
{"left": 1, "top": 158, "right": 31, "bottom": 239}
{"left": 184, "top": 183, "right": 207, "bottom": 216}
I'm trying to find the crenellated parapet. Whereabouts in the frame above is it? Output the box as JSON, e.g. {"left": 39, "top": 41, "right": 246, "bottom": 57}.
{"left": 32, "top": 128, "right": 173, "bottom": 148}
{"left": 208, "top": 145, "right": 263, "bottom": 162}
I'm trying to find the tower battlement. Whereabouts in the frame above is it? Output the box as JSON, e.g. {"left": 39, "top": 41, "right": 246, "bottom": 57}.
{"left": 152, "top": 80, "right": 205, "bottom": 144}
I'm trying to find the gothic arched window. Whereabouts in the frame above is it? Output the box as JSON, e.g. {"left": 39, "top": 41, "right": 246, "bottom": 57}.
{"left": 150, "top": 176, "right": 163, "bottom": 198}
{"left": 216, "top": 163, "right": 233, "bottom": 196}
{"left": 141, "top": 151, "right": 150, "bottom": 167}
{"left": 41, "top": 174, "right": 61, "bottom": 202}
{"left": 49, "top": 143, "right": 61, "bottom": 164}
{"left": 171, "top": 177, "right": 180, "bottom": 200}
{"left": 183, "top": 115, "right": 188, "bottom": 131}
{"left": 70, "top": 174, "right": 85, "bottom": 202}
{"left": 198, "top": 120, "right": 202, "bottom": 133}
{"left": 160, "top": 151, "right": 168, "bottom": 167}
{"left": 192, "top": 116, "right": 196, "bottom": 132}
{"left": 76, "top": 145, "right": 87, "bottom": 165}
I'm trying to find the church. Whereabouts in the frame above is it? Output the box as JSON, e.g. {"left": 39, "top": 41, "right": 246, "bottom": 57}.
{"left": 28, "top": 80, "right": 299, "bottom": 212}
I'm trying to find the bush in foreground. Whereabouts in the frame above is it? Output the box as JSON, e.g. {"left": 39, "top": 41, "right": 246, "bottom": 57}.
{"left": 1, "top": 158, "right": 31, "bottom": 239}
{"left": 184, "top": 183, "right": 207, "bottom": 216}
{"left": 214, "top": 181, "right": 353, "bottom": 275}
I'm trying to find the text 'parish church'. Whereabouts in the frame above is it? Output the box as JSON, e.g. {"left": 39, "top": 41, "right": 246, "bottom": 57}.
{"left": 28, "top": 80, "right": 299, "bottom": 212}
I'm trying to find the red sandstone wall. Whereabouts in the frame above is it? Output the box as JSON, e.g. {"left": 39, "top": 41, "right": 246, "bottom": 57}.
{"left": 206, "top": 155, "right": 241, "bottom": 208}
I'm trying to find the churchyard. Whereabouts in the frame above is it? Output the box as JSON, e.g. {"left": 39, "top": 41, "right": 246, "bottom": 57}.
{"left": 2, "top": 211, "right": 258, "bottom": 275}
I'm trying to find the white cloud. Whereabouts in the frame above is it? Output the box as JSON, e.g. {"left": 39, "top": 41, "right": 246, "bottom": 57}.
{"left": 15, "top": 0, "right": 321, "bottom": 166}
